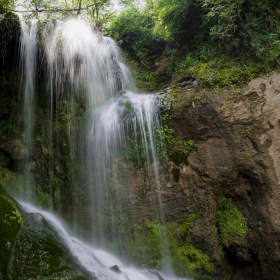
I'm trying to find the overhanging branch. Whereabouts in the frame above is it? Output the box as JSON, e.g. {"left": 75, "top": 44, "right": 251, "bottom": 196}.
{"left": 13, "top": 2, "right": 103, "bottom": 13}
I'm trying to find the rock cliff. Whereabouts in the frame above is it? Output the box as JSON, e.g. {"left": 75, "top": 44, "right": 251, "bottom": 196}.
{"left": 162, "top": 72, "right": 280, "bottom": 279}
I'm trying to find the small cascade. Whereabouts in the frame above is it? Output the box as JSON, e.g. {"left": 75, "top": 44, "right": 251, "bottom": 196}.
{"left": 19, "top": 200, "right": 189, "bottom": 280}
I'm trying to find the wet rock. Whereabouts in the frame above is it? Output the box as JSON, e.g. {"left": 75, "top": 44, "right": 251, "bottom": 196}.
{"left": 109, "top": 73, "right": 280, "bottom": 279}
{"left": 177, "top": 76, "right": 198, "bottom": 88}
{"left": 0, "top": 184, "right": 94, "bottom": 280}
{"left": 165, "top": 72, "right": 280, "bottom": 279}
{"left": 0, "top": 183, "right": 22, "bottom": 279}
{"left": 110, "top": 265, "right": 122, "bottom": 273}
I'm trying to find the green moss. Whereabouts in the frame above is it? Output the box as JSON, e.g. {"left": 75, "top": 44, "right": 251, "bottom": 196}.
{"left": 184, "top": 139, "right": 198, "bottom": 148}
{"left": 258, "top": 221, "right": 263, "bottom": 232}
{"left": 128, "top": 215, "right": 215, "bottom": 278}
{"left": 137, "top": 184, "right": 149, "bottom": 199}
{"left": 8, "top": 212, "right": 92, "bottom": 280}
{"left": 0, "top": 167, "right": 24, "bottom": 197}
{"left": 0, "top": 187, "right": 91, "bottom": 279}
{"left": 0, "top": 183, "right": 23, "bottom": 279}
{"left": 35, "top": 186, "right": 52, "bottom": 208}
{"left": 217, "top": 197, "right": 249, "bottom": 247}
{"left": 197, "top": 63, "right": 207, "bottom": 78}
{"left": 173, "top": 49, "right": 275, "bottom": 92}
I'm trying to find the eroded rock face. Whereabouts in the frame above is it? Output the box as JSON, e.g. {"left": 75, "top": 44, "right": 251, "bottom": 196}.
{"left": 87, "top": 73, "right": 280, "bottom": 279}
{"left": 164, "top": 72, "right": 280, "bottom": 279}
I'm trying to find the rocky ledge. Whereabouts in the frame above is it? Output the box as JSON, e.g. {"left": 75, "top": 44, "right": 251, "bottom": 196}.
{"left": 165, "top": 72, "right": 280, "bottom": 279}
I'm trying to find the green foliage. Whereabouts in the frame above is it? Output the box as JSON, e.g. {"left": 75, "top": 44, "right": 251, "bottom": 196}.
{"left": 0, "top": 0, "right": 14, "bottom": 13}
{"left": 137, "top": 184, "right": 149, "bottom": 199}
{"left": 258, "top": 221, "right": 263, "bottom": 232}
{"left": 0, "top": 184, "right": 23, "bottom": 279}
{"left": 110, "top": 0, "right": 280, "bottom": 92}
{"left": 129, "top": 216, "right": 215, "bottom": 277}
{"left": 175, "top": 48, "right": 270, "bottom": 91}
{"left": 153, "top": 0, "right": 202, "bottom": 43}
{"left": 198, "top": 0, "right": 280, "bottom": 61}
{"left": 184, "top": 139, "right": 198, "bottom": 148}
{"left": 156, "top": 90, "right": 199, "bottom": 165}
{"left": 157, "top": 125, "right": 178, "bottom": 150}
{"left": 199, "top": 0, "right": 244, "bottom": 44}
{"left": 109, "top": 6, "right": 166, "bottom": 66}
{"left": 122, "top": 130, "right": 146, "bottom": 168}
{"left": 157, "top": 91, "right": 178, "bottom": 152}
{"left": 217, "top": 197, "right": 249, "bottom": 247}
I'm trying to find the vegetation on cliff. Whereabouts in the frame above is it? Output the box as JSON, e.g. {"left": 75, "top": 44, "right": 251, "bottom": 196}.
{"left": 1, "top": 0, "right": 279, "bottom": 90}
{"left": 217, "top": 197, "right": 249, "bottom": 247}
{"left": 128, "top": 216, "right": 215, "bottom": 279}
{"left": 108, "top": 0, "right": 280, "bottom": 91}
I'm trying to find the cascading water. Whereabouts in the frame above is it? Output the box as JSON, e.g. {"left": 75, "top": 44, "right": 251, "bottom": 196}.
{"left": 43, "top": 17, "right": 168, "bottom": 247}
{"left": 18, "top": 15, "right": 187, "bottom": 279}
{"left": 19, "top": 200, "right": 188, "bottom": 280}
{"left": 20, "top": 18, "right": 37, "bottom": 200}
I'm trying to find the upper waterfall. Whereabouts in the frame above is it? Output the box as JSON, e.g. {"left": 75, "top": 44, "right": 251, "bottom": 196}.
{"left": 44, "top": 18, "right": 135, "bottom": 105}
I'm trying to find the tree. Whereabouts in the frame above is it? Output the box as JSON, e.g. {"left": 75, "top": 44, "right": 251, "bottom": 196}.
{"left": 198, "top": 0, "right": 280, "bottom": 61}
{"left": 11, "top": 0, "right": 112, "bottom": 26}
{"left": 0, "top": 0, "right": 14, "bottom": 13}
{"left": 109, "top": 5, "right": 166, "bottom": 66}
{"left": 152, "top": 0, "right": 202, "bottom": 43}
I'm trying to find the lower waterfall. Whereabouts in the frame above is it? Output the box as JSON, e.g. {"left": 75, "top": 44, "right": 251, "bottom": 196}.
{"left": 18, "top": 200, "right": 190, "bottom": 280}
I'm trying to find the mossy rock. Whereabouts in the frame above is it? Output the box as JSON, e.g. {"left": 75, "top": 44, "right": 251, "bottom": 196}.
{"left": 0, "top": 184, "right": 94, "bottom": 280}
{"left": 8, "top": 212, "right": 93, "bottom": 280}
{"left": 0, "top": 12, "right": 20, "bottom": 35}
{"left": 0, "top": 183, "right": 23, "bottom": 279}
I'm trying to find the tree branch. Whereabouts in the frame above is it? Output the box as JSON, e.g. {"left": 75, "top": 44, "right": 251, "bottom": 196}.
{"left": 77, "top": 0, "right": 82, "bottom": 15}
{"left": 13, "top": 2, "right": 103, "bottom": 14}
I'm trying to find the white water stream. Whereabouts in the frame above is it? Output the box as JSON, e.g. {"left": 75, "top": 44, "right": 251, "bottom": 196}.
{"left": 20, "top": 18, "right": 37, "bottom": 200}
{"left": 19, "top": 200, "right": 189, "bottom": 280}
{"left": 42, "top": 17, "right": 167, "bottom": 247}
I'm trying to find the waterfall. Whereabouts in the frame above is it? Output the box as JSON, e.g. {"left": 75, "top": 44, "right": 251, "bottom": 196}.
{"left": 18, "top": 16, "right": 185, "bottom": 279}
{"left": 20, "top": 18, "right": 38, "bottom": 200}
{"left": 18, "top": 200, "right": 189, "bottom": 280}
{"left": 43, "top": 17, "right": 167, "bottom": 247}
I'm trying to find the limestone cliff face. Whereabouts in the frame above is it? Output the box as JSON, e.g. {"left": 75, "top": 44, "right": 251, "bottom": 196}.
{"left": 163, "top": 72, "right": 280, "bottom": 279}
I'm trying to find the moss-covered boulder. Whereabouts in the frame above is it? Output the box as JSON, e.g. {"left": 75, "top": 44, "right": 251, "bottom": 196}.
{"left": 0, "top": 183, "right": 23, "bottom": 279}
{"left": 0, "top": 184, "right": 94, "bottom": 280}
